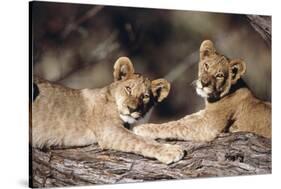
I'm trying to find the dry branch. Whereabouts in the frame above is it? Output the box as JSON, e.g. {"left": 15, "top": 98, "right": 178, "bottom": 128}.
{"left": 247, "top": 15, "right": 271, "bottom": 46}
{"left": 62, "top": 5, "right": 104, "bottom": 38}
{"left": 31, "top": 132, "right": 271, "bottom": 188}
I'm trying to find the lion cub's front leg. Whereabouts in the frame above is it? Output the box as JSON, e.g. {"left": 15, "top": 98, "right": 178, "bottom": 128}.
{"left": 134, "top": 111, "right": 222, "bottom": 142}
{"left": 96, "top": 123, "right": 184, "bottom": 164}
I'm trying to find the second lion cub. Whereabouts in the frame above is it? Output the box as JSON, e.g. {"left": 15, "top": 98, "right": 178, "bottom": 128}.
{"left": 134, "top": 40, "right": 271, "bottom": 141}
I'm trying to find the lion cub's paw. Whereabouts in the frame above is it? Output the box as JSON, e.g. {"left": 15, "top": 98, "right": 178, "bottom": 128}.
{"left": 156, "top": 144, "right": 185, "bottom": 164}
{"left": 133, "top": 125, "right": 155, "bottom": 139}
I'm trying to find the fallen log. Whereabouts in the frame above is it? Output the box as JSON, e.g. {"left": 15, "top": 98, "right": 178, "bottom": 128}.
{"left": 30, "top": 132, "right": 271, "bottom": 188}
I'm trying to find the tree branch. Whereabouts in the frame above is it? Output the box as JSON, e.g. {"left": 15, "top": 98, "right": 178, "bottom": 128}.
{"left": 30, "top": 132, "right": 271, "bottom": 187}
{"left": 246, "top": 15, "right": 271, "bottom": 47}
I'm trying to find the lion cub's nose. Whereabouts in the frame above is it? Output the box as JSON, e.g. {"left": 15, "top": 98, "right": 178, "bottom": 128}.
{"left": 201, "top": 78, "right": 210, "bottom": 87}
{"left": 127, "top": 104, "right": 137, "bottom": 113}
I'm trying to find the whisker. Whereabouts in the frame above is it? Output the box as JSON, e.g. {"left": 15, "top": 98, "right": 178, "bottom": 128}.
{"left": 190, "top": 80, "right": 198, "bottom": 87}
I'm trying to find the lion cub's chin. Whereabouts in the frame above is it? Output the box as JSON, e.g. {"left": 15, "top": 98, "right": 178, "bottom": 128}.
{"left": 120, "top": 114, "right": 138, "bottom": 124}
{"left": 120, "top": 108, "right": 154, "bottom": 126}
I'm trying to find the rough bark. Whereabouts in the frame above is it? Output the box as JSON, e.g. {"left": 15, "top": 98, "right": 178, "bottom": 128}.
{"left": 247, "top": 15, "right": 271, "bottom": 46}
{"left": 30, "top": 132, "right": 271, "bottom": 188}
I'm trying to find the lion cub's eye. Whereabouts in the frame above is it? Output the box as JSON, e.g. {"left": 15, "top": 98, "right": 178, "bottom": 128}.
{"left": 203, "top": 63, "right": 209, "bottom": 71}
{"left": 143, "top": 93, "right": 150, "bottom": 99}
{"left": 125, "top": 86, "right": 131, "bottom": 95}
{"left": 216, "top": 73, "right": 224, "bottom": 79}
{"left": 143, "top": 93, "right": 150, "bottom": 103}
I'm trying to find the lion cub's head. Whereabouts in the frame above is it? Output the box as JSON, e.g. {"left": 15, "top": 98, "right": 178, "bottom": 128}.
{"left": 195, "top": 40, "right": 246, "bottom": 101}
{"left": 113, "top": 57, "right": 170, "bottom": 124}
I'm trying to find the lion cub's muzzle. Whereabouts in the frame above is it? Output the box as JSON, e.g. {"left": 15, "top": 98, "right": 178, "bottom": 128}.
{"left": 127, "top": 103, "right": 146, "bottom": 119}
{"left": 195, "top": 78, "right": 214, "bottom": 98}
{"left": 120, "top": 102, "right": 151, "bottom": 124}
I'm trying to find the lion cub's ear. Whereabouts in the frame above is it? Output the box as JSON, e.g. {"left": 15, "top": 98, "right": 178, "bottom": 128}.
{"left": 113, "top": 57, "right": 135, "bottom": 81}
{"left": 151, "top": 79, "right": 171, "bottom": 102}
{"left": 200, "top": 40, "right": 216, "bottom": 61}
{"left": 230, "top": 59, "right": 246, "bottom": 84}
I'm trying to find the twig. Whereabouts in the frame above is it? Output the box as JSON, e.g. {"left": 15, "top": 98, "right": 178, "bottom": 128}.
{"left": 57, "top": 31, "right": 119, "bottom": 82}
{"left": 246, "top": 15, "right": 271, "bottom": 47}
{"left": 164, "top": 51, "right": 198, "bottom": 83}
{"left": 62, "top": 5, "right": 104, "bottom": 39}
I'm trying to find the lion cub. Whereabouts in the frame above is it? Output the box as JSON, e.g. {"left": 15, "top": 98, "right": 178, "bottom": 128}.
{"left": 32, "top": 57, "right": 184, "bottom": 164}
{"left": 134, "top": 40, "right": 271, "bottom": 141}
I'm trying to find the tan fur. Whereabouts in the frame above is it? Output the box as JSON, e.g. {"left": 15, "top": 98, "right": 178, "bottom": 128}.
{"left": 31, "top": 57, "right": 184, "bottom": 164}
{"left": 134, "top": 40, "right": 271, "bottom": 142}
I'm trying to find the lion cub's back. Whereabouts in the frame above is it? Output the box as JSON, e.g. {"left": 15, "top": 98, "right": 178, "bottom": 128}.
{"left": 32, "top": 79, "right": 96, "bottom": 147}
{"left": 233, "top": 94, "right": 271, "bottom": 138}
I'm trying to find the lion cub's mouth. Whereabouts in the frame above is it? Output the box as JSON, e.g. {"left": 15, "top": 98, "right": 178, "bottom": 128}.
{"left": 120, "top": 112, "right": 142, "bottom": 124}
{"left": 195, "top": 80, "right": 213, "bottom": 98}
{"left": 120, "top": 108, "right": 153, "bottom": 126}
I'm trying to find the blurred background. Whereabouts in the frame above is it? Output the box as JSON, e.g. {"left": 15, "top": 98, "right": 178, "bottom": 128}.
{"left": 31, "top": 2, "right": 271, "bottom": 123}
